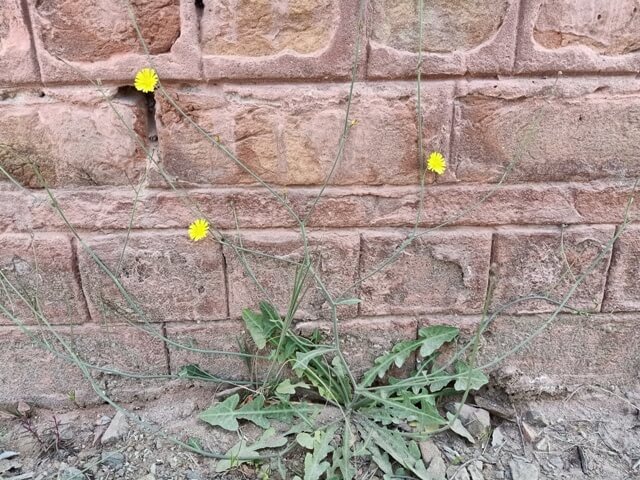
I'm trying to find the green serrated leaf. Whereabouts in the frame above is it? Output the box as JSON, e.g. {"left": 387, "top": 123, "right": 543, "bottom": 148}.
{"left": 358, "top": 391, "right": 447, "bottom": 428}
{"left": 364, "top": 441, "right": 393, "bottom": 475}
{"left": 215, "top": 428, "right": 288, "bottom": 472}
{"left": 177, "top": 364, "right": 220, "bottom": 381}
{"left": 199, "top": 394, "right": 241, "bottom": 431}
{"left": 360, "top": 339, "right": 421, "bottom": 388}
{"left": 417, "top": 325, "right": 459, "bottom": 357}
{"left": 242, "top": 308, "right": 268, "bottom": 350}
{"left": 358, "top": 420, "right": 430, "bottom": 480}
{"left": 453, "top": 362, "right": 489, "bottom": 392}
{"left": 304, "top": 425, "right": 337, "bottom": 480}
{"left": 200, "top": 394, "right": 307, "bottom": 431}
{"left": 259, "top": 301, "right": 281, "bottom": 322}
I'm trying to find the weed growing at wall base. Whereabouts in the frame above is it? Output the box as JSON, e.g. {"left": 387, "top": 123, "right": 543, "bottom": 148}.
{"left": 0, "top": 0, "right": 636, "bottom": 478}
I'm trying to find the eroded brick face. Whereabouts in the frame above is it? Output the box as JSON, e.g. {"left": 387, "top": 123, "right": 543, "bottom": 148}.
{"left": 154, "top": 83, "right": 452, "bottom": 187}
{"left": 0, "top": 92, "right": 146, "bottom": 188}
{"left": 602, "top": 225, "right": 640, "bottom": 312}
{"left": 490, "top": 227, "right": 615, "bottom": 313}
{"left": 0, "top": 0, "right": 39, "bottom": 84}
{"left": 79, "top": 232, "right": 227, "bottom": 323}
{"left": 0, "top": 234, "right": 87, "bottom": 325}
{"left": 200, "top": 0, "right": 338, "bottom": 56}
{"left": 452, "top": 87, "right": 640, "bottom": 183}
{"left": 360, "top": 231, "right": 492, "bottom": 316}
{"left": 33, "top": 0, "right": 180, "bottom": 61}
{"left": 534, "top": 0, "right": 640, "bottom": 55}
{"left": 224, "top": 231, "right": 360, "bottom": 320}
{"left": 370, "top": 0, "right": 509, "bottom": 53}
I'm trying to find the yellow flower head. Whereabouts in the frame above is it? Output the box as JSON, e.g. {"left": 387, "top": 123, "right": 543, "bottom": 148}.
{"left": 134, "top": 68, "right": 159, "bottom": 93}
{"left": 426, "top": 151, "right": 447, "bottom": 175}
{"left": 188, "top": 218, "right": 209, "bottom": 242}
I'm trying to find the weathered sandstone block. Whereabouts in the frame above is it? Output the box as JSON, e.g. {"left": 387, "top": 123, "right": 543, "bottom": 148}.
{"left": 224, "top": 231, "right": 360, "bottom": 320}
{"left": 602, "top": 225, "right": 640, "bottom": 312}
{"left": 0, "top": 90, "right": 146, "bottom": 188}
{"left": 79, "top": 232, "right": 227, "bottom": 323}
{"left": 451, "top": 79, "right": 640, "bottom": 184}
{"left": 0, "top": 0, "right": 40, "bottom": 85}
{"left": 0, "top": 233, "right": 87, "bottom": 325}
{"left": 491, "top": 226, "right": 614, "bottom": 313}
{"left": 367, "top": 0, "right": 519, "bottom": 77}
{"left": 200, "top": 0, "right": 362, "bottom": 80}
{"left": 360, "top": 230, "right": 492, "bottom": 315}
{"left": 29, "top": 0, "right": 200, "bottom": 82}
{"left": 154, "top": 83, "right": 453, "bottom": 187}
{"left": 516, "top": 0, "right": 640, "bottom": 73}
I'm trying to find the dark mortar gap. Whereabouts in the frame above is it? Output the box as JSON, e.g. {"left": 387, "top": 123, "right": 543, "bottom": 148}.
{"left": 220, "top": 244, "right": 231, "bottom": 320}
{"left": 194, "top": 0, "right": 205, "bottom": 47}
{"left": 161, "top": 322, "right": 172, "bottom": 375}
{"left": 145, "top": 93, "right": 158, "bottom": 144}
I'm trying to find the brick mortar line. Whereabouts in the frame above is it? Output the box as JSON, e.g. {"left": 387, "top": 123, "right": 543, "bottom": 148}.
{"left": 161, "top": 322, "right": 172, "bottom": 375}
{"left": 3, "top": 72, "right": 640, "bottom": 93}
{"left": 5, "top": 223, "right": 622, "bottom": 235}
{"left": 220, "top": 243, "right": 231, "bottom": 320}
{"left": 6, "top": 178, "right": 638, "bottom": 194}
{"left": 512, "top": 0, "right": 528, "bottom": 72}
{"left": 4, "top": 307, "right": 638, "bottom": 332}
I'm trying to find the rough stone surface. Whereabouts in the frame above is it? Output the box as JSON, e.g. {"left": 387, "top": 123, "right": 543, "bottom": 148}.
{"left": 200, "top": 0, "right": 361, "bottom": 80}
{"left": 201, "top": 0, "right": 337, "bottom": 56}
{"left": 0, "top": 324, "right": 166, "bottom": 408}
{"left": 21, "top": 181, "right": 640, "bottom": 233}
{"left": 602, "top": 225, "right": 640, "bottom": 312}
{"left": 419, "top": 440, "right": 447, "bottom": 479}
{"left": 360, "top": 230, "right": 492, "bottom": 316}
{"left": 154, "top": 83, "right": 453, "bottom": 187}
{"left": 29, "top": 0, "right": 200, "bottom": 83}
{"left": 480, "top": 313, "right": 640, "bottom": 391}
{"left": 490, "top": 226, "right": 614, "bottom": 314}
{"left": 34, "top": 0, "right": 180, "bottom": 62}
{"left": 78, "top": 232, "right": 227, "bottom": 323}
{"left": 0, "top": 91, "right": 146, "bottom": 188}
{"left": 224, "top": 231, "right": 359, "bottom": 320}
{"left": 509, "top": 459, "right": 539, "bottom": 480}
{"left": 0, "top": 233, "right": 87, "bottom": 325}
{"left": 367, "top": 0, "right": 519, "bottom": 77}
{"left": 0, "top": 0, "right": 40, "bottom": 85}
{"left": 371, "top": 0, "right": 509, "bottom": 53}
{"left": 165, "top": 321, "right": 250, "bottom": 382}
{"left": 101, "top": 410, "right": 129, "bottom": 445}
{"left": 516, "top": 0, "right": 640, "bottom": 73}
{"left": 452, "top": 80, "right": 640, "bottom": 184}
{"left": 534, "top": 1, "right": 640, "bottom": 55}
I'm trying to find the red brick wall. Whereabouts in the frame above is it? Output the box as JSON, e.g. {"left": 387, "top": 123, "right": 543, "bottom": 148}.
{"left": 1, "top": 0, "right": 639, "bottom": 407}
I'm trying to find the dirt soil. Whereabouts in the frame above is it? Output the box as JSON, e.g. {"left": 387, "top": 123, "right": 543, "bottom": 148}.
{"left": 1, "top": 383, "right": 639, "bottom": 480}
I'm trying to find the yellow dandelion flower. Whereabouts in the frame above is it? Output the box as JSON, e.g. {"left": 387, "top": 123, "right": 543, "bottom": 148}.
{"left": 134, "top": 68, "right": 159, "bottom": 93}
{"left": 188, "top": 218, "right": 209, "bottom": 242}
{"left": 426, "top": 151, "right": 447, "bottom": 175}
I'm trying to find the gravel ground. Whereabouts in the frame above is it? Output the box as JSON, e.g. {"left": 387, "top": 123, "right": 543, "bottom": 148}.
{"left": 1, "top": 383, "right": 639, "bottom": 479}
